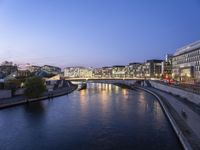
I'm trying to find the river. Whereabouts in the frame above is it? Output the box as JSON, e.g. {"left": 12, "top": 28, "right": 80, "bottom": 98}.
{"left": 0, "top": 83, "right": 182, "bottom": 150}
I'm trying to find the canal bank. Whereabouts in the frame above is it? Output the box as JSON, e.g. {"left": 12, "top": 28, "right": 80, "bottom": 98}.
{"left": 0, "top": 85, "right": 77, "bottom": 109}
{"left": 0, "top": 83, "right": 182, "bottom": 150}
{"left": 137, "top": 86, "right": 200, "bottom": 150}
{"left": 113, "top": 82, "right": 193, "bottom": 149}
{"left": 149, "top": 81, "right": 200, "bottom": 105}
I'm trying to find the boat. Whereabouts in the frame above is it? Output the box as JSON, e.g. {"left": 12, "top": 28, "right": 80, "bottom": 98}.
{"left": 78, "top": 83, "right": 87, "bottom": 91}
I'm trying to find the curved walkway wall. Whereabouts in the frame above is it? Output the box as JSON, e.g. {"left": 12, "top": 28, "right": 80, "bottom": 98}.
{"left": 149, "top": 81, "right": 200, "bottom": 106}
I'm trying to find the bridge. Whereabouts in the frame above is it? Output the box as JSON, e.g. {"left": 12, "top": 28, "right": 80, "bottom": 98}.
{"left": 65, "top": 78, "right": 144, "bottom": 85}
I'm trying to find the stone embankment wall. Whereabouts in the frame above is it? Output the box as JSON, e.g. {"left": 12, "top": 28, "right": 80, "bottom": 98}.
{"left": 0, "top": 85, "right": 77, "bottom": 109}
{"left": 0, "top": 90, "right": 12, "bottom": 99}
{"left": 149, "top": 81, "right": 200, "bottom": 105}
{"left": 138, "top": 87, "right": 193, "bottom": 150}
{"left": 15, "top": 88, "right": 25, "bottom": 96}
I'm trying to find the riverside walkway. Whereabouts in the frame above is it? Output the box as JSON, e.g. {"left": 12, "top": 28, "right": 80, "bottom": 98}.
{"left": 141, "top": 85, "right": 200, "bottom": 150}
{"left": 0, "top": 85, "right": 77, "bottom": 109}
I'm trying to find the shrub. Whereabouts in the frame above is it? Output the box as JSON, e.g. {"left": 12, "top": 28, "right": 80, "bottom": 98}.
{"left": 24, "top": 77, "right": 46, "bottom": 99}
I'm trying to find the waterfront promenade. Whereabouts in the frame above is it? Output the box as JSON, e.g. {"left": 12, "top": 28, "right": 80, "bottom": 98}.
{"left": 0, "top": 85, "right": 77, "bottom": 109}
{"left": 138, "top": 83, "right": 200, "bottom": 150}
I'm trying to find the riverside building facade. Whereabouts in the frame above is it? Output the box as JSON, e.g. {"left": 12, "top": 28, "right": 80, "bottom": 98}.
{"left": 144, "top": 59, "right": 163, "bottom": 78}
{"left": 162, "top": 54, "right": 173, "bottom": 78}
{"left": 112, "top": 66, "right": 126, "bottom": 78}
{"left": 172, "top": 40, "right": 200, "bottom": 83}
{"left": 64, "top": 67, "right": 93, "bottom": 78}
{"left": 41, "top": 65, "right": 61, "bottom": 75}
{"left": 127, "top": 63, "right": 142, "bottom": 78}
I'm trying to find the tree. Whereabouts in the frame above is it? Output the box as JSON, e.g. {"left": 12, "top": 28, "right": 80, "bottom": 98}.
{"left": 4, "top": 79, "right": 21, "bottom": 96}
{"left": 24, "top": 77, "right": 46, "bottom": 99}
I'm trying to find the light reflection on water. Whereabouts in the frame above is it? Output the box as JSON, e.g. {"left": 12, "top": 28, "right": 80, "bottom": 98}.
{"left": 0, "top": 83, "right": 182, "bottom": 150}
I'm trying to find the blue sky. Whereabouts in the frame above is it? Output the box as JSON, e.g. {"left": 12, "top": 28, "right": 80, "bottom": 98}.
{"left": 0, "top": 0, "right": 200, "bottom": 68}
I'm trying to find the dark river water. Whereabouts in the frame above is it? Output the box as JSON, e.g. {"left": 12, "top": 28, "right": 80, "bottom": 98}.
{"left": 0, "top": 83, "right": 182, "bottom": 150}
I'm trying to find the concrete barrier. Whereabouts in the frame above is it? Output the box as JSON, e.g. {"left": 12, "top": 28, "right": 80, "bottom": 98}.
{"left": 0, "top": 90, "right": 12, "bottom": 99}
{"left": 149, "top": 81, "right": 200, "bottom": 106}
{"left": 138, "top": 87, "right": 192, "bottom": 150}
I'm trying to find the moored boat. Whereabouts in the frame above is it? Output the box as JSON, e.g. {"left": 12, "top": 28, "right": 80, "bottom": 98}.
{"left": 78, "top": 83, "right": 87, "bottom": 91}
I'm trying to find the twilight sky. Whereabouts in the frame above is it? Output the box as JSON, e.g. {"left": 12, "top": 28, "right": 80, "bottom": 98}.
{"left": 0, "top": 0, "right": 200, "bottom": 68}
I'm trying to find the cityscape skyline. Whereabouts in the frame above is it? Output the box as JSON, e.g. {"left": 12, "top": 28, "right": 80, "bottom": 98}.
{"left": 1, "top": 39, "right": 198, "bottom": 69}
{"left": 0, "top": 1, "right": 200, "bottom": 149}
{"left": 1, "top": 0, "right": 200, "bottom": 67}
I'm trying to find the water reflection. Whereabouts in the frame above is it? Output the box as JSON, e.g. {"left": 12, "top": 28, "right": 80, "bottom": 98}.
{"left": 0, "top": 83, "right": 182, "bottom": 150}
{"left": 79, "top": 89, "right": 88, "bottom": 121}
{"left": 22, "top": 102, "right": 46, "bottom": 126}
{"left": 122, "top": 89, "right": 128, "bottom": 99}
{"left": 137, "top": 91, "right": 147, "bottom": 115}
{"left": 24, "top": 102, "right": 45, "bottom": 113}
{"left": 115, "top": 86, "right": 119, "bottom": 93}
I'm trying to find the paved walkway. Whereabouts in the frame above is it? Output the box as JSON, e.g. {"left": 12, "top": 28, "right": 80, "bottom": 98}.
{"left": 0, "top": 85, "right": 77, "bottom": 109}
{"left": 145, "top": 87, "right": 200, "bottom": 150}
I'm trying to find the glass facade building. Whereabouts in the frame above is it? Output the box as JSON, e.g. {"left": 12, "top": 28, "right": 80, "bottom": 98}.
{"left": 172, "top": 40, "right": 200, "bottom": 83}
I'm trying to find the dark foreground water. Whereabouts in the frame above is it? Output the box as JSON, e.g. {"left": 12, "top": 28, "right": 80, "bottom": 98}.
{"left": 0, "top": 83, "right": 182, "bottom": 150}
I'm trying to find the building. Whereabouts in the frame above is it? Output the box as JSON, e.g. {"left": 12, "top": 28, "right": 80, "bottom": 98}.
{"left": 101, "top": 67, "right": 112, "bottom": 78}
{"left": 144, "top": 59, "right": 163, "bottom": 78}
{"left": 162, "top": 54, "right": 173, "bottom": 79}
{"left": 134, "top": 63, "right": 144, "bottom": 78}
{"left": 16, "top": 70, "right": 31, "bottom": 77}
{"left": 46, "top": 74, "right": 71, "bottom": 91}
{"left": 1, "top": 61, "right": 13, "bottom": 66}
{"left": 4, "top": 70, "right": 31, "bottom": 80}
{"left": 172, "top": 40, "right": 200, "bottom": 83}
{"left": 127, "top": 63, "right": 142, "bottom": 78}
{"left": 34, "top": 70, "right": 52, "bottom": 78}
{"left": 92, "top": 68, "right": 103, "bottom": 78}
{"left": 112, "top": 66, "right": 126, "bottom": 78}
{"left": 0, "top": 62, "right": 18, "bottom": 79}
{"left": 46, "top": 74, "right": 64, "bottom": 81}
{"left": 27, "top": 65, "right": 41, "bottom": 73}
{"left": 79, "top": 67, "right": 93, "bottom": 78}
{"left": 41, "top": 65, "right": 61, "bottom": 75}
{"left": 64, "top": 67, "right": 82, "bottom": 78}
{"left": 64, "top": 67, "right": 93, "bottom": 78}
{"left": 92, "top": 67, "right": 112, "bottom": 78}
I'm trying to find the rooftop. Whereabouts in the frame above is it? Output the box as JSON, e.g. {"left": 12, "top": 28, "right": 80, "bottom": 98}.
{"left": 112, "top": 65, "right": 126, "bottom": 68}
{"left": 129, "top": 62, "right": 142, "bottom": 65}
{"left": 174, "top": 40, "right": 200, "bottom": 56}
{"left": 146, "top": 59, "right": 163, "bottom": 63}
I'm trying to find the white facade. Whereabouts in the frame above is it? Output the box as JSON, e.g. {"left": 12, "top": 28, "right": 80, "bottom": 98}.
{"left": 172, "top": 40, "right": 200, "bottom": 83}
{"left": 64, "top": 67, "right": 93, "bottom": 78}
{"left": 112, "top": 66, "right": 126, "bottom": 78}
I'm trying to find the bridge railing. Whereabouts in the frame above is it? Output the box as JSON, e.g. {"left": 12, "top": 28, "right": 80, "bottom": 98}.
{"left": 67, "top": 78, "right": 138, "bottom": 85}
